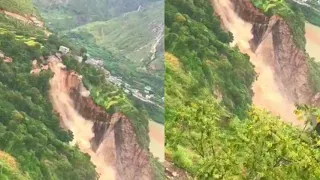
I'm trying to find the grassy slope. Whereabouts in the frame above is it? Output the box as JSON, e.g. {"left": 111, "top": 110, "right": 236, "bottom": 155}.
{"left": 64, "top": 3, "right": 164, "bottom": 104}
{"left": 0, "top": 0, "right": 36, "bottom": 15}
{"left": 287, "top": 0, "right": 320, "bottom": 27}
{"left": 33, "top": 0, "right": 161, "bottom": 31}
{"left": 71, "top": 1, "right": 164, "bottom": 73}
{"left": 0, "top": 151, "right": 31, "bottom": 180}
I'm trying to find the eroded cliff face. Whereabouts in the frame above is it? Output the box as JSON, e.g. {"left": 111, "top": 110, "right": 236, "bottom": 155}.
{"left": 228, "top": 0, "right": 313, "bottom": 104}
{"left": 71, "top": 87, "right": 152, "bottom": 180}
{"left": 213, "top": 0, "right": 304, "bottom": 126}
{"left": 48, "top": 56, "right": 152, "bottom": 180}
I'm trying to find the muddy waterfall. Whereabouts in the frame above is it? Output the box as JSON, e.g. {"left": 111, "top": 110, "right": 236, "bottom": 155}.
{"left": 212, "top": 0, "right": 319, "bottom": 126}
{"left": 48, "top": 56, "right": 152, "bottom": 180}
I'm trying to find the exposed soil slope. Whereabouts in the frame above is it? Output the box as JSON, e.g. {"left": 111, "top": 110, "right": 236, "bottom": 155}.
{"left": 213, "top": 0, "right": 306, "bottom": 126}
{"left": 48, "top": 56, "right": 152, "bottom": 180}
{"left": 0, "top": 8, "right": 51, "bottom": 36}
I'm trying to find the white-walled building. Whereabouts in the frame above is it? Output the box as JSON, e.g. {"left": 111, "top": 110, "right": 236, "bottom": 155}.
{"left": 59, "top": 46, "right": 70, "bottom": 54}
{"left": 146, "top": 94, "right": 154, "bottom": 100}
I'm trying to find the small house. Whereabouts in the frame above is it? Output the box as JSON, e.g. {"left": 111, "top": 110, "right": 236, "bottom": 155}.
{"left": 75, "top": 56, "right": 83, "bottom": 63}
{"left": 144, "top": 86, "right": 152, "bottom": 94}
{"left": 124, "top": 89, "right": 131, "bottom": 94}
{"left": 59, "top": 46, "right": 70, "bottom": 54}
{"left": 145, "top": 86, "right": 152, "bottom": 91}
{"left": 146, "top": 94, "right": 154, "bottom": 100}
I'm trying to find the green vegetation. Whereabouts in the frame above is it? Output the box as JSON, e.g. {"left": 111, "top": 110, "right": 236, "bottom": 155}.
{"left": 33, "top": 0, "right": 165, "bottom": 128}
{"left": 0, "top": 0, "right": 36, "bottom": 16}
{"left": 129, "top": 96, "right": 164, "bottom": 124}
{"left": 251, "top": 0, "right": 306, "bottom": 49}
{"left": 62, "top": 51, "right": 164, "bottom": 179}
{"left": 252, "top": 0, "right": 292, "bottom": 13}
{"left": 33, "top": 0, "right": 165, "bottom": 106}
{"left": 62, "top": 55, "right": 149, "bottom": 149}
{"left": 61, "top": 1, "right": 164, "bottom": 104}
{"left": 168, "top": 102, "right": 320, "bottom": 179}
{"left": 165, "top": 0, "right": 320, "bottom": 179}
{"left": 300, "top": 7, "right": 320, "bottom": 26}
{"left": 165, "top": 0, "right": 256, "bottom": 118}
{"left": 288, "top": 0, "right": 320, "bottom": 27}
{"left": 0, "top": 1, "right": 164, "bottom": 179}
{"left": 63, "top": 29, "right": 164, "bottom": 105}
{"left": 33, "top": 0, "right": 160, "bottom": 31}
{"left": 0, "top": 151, "right": 31, "bottom": 180}
{"left": 0, "top": 16, "right": 97, "bottom": 179}
{"left": 70, "top": 1, "right": 164, "bottom": 75}
{"left": 150, "top": 156, "right": 165, "bottom": 180}
{"left": 0, "top": 14, "right": 45, "bottom": 38}
{"left": 307, "top": 56, "right": 320, "bottom": 93}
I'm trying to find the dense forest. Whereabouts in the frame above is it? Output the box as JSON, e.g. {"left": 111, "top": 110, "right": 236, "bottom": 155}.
{"left": 0, "top": 14, "right": 97, "bottom": 179}
{"left": 0, "top": 0, "right": 164, "bottom": 179}
{"left": 165, "top": 0, "right": 320, "bottom": 179}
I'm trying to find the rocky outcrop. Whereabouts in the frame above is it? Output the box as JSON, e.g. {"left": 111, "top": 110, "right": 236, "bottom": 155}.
{"left": 114, "top": 115, "right": 152, "bottom": 180}
{"left": 53, "top": 60, "right": 153, "bottom": 180}
{"left": 90, "top": 120, "right": 110, "bottom": 150}
{"left": 229, "top": 0, "right": 313, "bottom": 104}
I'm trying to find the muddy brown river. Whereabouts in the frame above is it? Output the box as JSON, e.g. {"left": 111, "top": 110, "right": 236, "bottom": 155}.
{"left": 306, "top": 22, "right": 320, "bottom": 62}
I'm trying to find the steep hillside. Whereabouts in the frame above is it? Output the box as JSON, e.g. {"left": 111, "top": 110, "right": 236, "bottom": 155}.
{"left": 0, "top": 11, "right": 97, "bottom": 180}
{"left": 0, "top": 151, "right": 31, "bottom": 180}
{"left": 57, "top": 49, "right": 164, "bottom": 179}
{"left": 69, "top": 1, "right": 164, "bottom": 73}
{"left": 0, "top": 2, "right": 163, "bottom": 180}
{"left": 235, "top": 0, "right": 320, "bottom": 107}
{"left": 0, "top": 0, "right": 37, "bottom": 16}
{"left": 48, "top": 56, "right": 163, "bottom": 179}
{"left": 33, "top": 0, "right": 160, "bottom": 31}
{"left": 165, "top": 0, "right": 320, "bottom": 179}
{"left": 33, "top": 0, "right": 165, "bottom": 107}
{"left": 288, "top": 0, "right": 320, "bottom": 27}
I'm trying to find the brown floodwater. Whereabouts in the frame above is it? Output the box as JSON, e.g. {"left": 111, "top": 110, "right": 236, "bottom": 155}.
{"left": 149, "top": 120, "right": 164, "bottom": 162}
{"left": 48, "top": 57, "right": 116, "bottom": 180}
{"left": 306, "top": 22, "right": 320, "bottom": 62}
